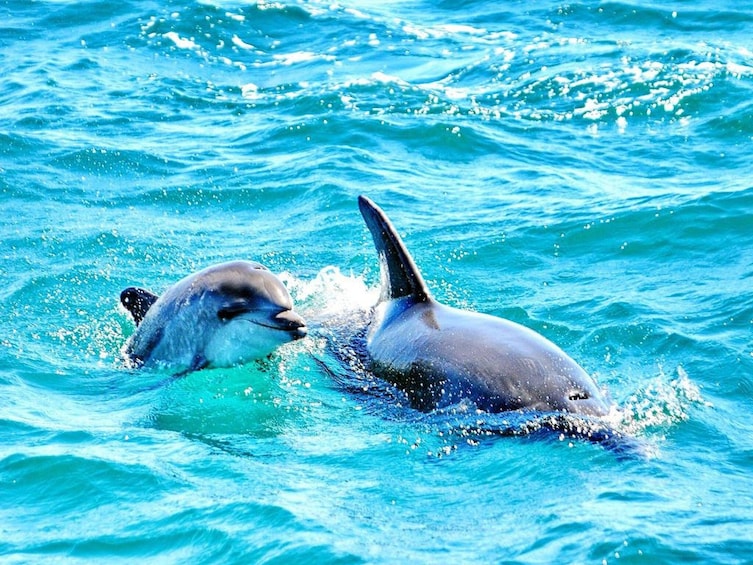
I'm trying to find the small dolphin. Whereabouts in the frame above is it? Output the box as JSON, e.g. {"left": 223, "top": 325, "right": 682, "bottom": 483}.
{"left": 358, "top": 195, "right": 611, "bottom": 417}
{"left": 120, "top": 260, "right": 307, "bottom": 373}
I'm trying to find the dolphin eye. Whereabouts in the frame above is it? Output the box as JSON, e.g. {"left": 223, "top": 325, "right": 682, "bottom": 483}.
{"left": 568, "top": 390, "right": 590, "bottom": 401}
{"left": 217, "top": 303, "right": 250, "bottom": 322}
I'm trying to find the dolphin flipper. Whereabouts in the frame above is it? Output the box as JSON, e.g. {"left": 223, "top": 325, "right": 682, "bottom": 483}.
{"left": 358, "top": 195, "right": 431, "bottom": 303}
{"left": 121, "top": 287, "right": 159, "bottom": 326}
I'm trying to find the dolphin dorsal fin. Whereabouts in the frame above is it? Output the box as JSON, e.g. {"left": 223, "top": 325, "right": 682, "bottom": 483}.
{"left": 120, "top": 287, "right": 159, "bottom": 326}
{"left": 358, "top": 195, "right": 432, "bottom": 303}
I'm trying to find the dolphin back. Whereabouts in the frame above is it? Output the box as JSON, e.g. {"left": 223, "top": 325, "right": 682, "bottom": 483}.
{"left": 358, "top": 195, "right": 431, "bottom": 303}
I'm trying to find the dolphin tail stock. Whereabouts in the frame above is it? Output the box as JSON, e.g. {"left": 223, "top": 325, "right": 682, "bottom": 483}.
{"left": 515, "top": 413, "right": 651, "bottom": 459}
{"left": 357, "top": 195, "right": 432, "bottom": 303}
{"left": 121, "top": 287, "right": 159, "bottom": 326}
{"left": 454, "top": 411, "right": 650, "bottom": 459}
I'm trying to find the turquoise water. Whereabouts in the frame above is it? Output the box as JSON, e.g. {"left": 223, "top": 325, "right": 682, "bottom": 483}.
{"left": 2, "top": 0, "right": 753, "bottom": 562}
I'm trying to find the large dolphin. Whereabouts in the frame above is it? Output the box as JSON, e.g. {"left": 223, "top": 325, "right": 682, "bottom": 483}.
{"left": 120, "top": 260, "right": 307, "bottom": 373}
{"left": 358, "top": 195, "right": 611, "bottom": 417}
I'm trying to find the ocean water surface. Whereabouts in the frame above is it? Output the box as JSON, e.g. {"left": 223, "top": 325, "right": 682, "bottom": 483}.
{"left": 2, "top": 0, "right": 753, "bottom": 562}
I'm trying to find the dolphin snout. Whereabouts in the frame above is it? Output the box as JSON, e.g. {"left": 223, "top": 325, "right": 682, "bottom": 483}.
{"left": 274, "top": 309, "right": 308, "bottom": 338}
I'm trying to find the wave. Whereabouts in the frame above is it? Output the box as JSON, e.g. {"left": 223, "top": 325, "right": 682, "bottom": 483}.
{"left": 128, "top": 0, "right": 753, "bottom": 132}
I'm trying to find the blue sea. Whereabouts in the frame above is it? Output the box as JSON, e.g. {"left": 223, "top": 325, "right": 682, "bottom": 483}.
{"left": 2, "top": 0, "right": 753, "bottom": 562}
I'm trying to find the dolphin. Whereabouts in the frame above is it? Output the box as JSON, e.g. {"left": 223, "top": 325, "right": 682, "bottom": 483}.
{"left": 120, "top": 260, "right": 307, "bottom": 373}
{"left": 357, "top": 195, "right": 611, "bottom": 417}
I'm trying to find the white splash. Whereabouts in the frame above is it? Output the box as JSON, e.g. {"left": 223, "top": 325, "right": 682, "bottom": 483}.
{"left": 162, "top": 31, "right": 198, "bottom": 50}
{"left": 617, "top": 365, "right": 709, "bottom": 436}
{"left": 280, "top": 266, "right": 378, "bottom": 324}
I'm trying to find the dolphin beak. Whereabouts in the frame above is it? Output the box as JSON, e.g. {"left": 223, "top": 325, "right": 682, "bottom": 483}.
{"left": 273, "top": 309, "right": 308, "bottom": 339}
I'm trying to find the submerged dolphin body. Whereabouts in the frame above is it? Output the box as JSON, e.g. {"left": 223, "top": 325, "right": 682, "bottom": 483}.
{"left": 120, "top": 261, "right": 306, "bottom": 373}
{"left": 357, "top": 195, "right": 611, "bottom": 417}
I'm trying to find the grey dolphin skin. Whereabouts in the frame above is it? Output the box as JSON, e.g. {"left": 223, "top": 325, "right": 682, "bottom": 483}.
{"left": 358, "top": 195, "right": 611, "bottom": 417}
{"left": 120, "top": 261, "right": 307, "bottom": 373}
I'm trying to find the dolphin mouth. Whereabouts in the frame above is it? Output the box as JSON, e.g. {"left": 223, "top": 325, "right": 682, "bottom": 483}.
{"left": 252, "top": 310, "right": 308, "bottom": 338}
